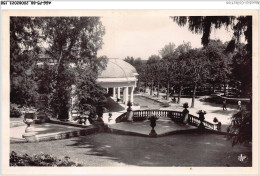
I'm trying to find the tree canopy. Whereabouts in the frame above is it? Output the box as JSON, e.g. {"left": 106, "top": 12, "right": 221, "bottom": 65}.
{"left": 10, "top": 17, "right": 106, "bottom": 119}
{"left": 171, "top": 16, "right": 252, "bottom": 53}
{"left": 159, "top": 42, "right": 176, "bottom": 58}
{"left": 10, "top": 17, "right": 42, "bottom": 106}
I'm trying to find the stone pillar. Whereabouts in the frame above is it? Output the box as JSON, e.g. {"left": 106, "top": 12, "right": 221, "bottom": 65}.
{"left": 113, "top": 87, "right": 116, "bottom": 98}
{"left": 182, "top": 103, "right": 189, "bottom": 124}
{"left": 126, "top": 102, "right": 133, "bottom": 122}
{"left": 130, "top": 86, "right": 134, "bottom": 103}
{"left": 124, "top": 87, "right": 129, "bottom": 105}
{"left": 122, "top": 87, "right": 125, "bottom": 103}
{"left": 106, "top": 88, "right": 108, "bottom": 93}
{"left": 198, "top": 112, "right": 206, "bottom": 131}
{"left": 117, "top": 87, "right": 121, "bottom": 99}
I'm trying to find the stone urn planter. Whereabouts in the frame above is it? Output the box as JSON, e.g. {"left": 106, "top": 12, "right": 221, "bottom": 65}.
{"left": 22, "top": 116, "right": 37, "bottom": 142}
{"left": 23, "top": 112, "right": 36, "bottom": 133}
{"left": 23, "top": 118, "right": 34, "bottom": 133}
{"left": 197, "top": 110, "right": 206, "bottom": 130}
{"left": 148, "top": 115, "right": 159, "bottom": 137}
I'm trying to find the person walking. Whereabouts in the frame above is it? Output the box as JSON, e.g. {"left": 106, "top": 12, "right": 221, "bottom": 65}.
{"left": 223, "top": 99, "right": 227, "bottom": 110}
{"left": 238, "top": 100, "right": 242, "bottom": 111}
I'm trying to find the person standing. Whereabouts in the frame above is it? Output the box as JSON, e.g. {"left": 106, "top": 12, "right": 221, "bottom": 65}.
{"left": 238, "top": 100, "right": 242, "bottom": 111}
{"left": 223, "top": 99, "right": 227, "bottom": 110}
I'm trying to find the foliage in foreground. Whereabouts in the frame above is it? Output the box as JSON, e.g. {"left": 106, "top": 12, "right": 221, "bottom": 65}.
{"left": 227, "top": 109, "right": 252, "bottom": 146}
{"left": 10, "top": 151, "right": 82, "bottom": 166}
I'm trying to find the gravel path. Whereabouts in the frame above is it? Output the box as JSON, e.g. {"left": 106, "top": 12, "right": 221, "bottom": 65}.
{"left": 138, "top": 93, "right": 240, "bottom": 126}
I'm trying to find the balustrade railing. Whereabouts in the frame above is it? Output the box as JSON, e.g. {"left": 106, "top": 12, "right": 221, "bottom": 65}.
{"left": 115, "top": 113, "right": 127, "bottom": 123}
{"left": 188, "top": 114, "right": 215, "bottom": 129}
{"left": 115, "top": 109, "right": 215, "bottom": 130}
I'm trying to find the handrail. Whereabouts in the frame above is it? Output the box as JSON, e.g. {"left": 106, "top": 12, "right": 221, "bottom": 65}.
{"left": 115, "top": 109, "right": 216, "bottom": 130}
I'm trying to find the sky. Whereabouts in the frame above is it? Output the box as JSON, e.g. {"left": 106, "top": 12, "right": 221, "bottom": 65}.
{"left": 97, "top": 15, "right": 234, "bottom": 60}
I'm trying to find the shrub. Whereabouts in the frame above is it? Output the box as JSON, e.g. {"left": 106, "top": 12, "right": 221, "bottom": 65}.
{"left": 10, "top": 151, "right": 82, "bottom": 166}
{"left": 227, "top": 110, "right": 252, "bottom": 146}
{"left": 10, "top": 107, "right": 22, "bottom": 118}
{"left": 35, "top": 111, "right": 50, "bottom": 123}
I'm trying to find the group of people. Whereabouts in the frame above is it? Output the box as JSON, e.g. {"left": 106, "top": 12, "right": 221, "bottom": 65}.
{"left": 223, "top": 99, "right": 242, "bottom": 111}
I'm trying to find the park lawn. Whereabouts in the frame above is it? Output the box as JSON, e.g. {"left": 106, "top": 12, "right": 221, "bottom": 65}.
{"left": 10, "top": 133, "right": 251, "bottom": 167}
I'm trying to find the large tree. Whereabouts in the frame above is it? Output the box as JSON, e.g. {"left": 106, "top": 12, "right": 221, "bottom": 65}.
{"left": 165, "top": 42, "right": 192, "bottom": 103}
{"left": 40, "top": 17, "right": 105, "bottom": 119}
{"left": 171, "top": 16, "right": 252, "bottom": 96}
{"left": 184, "top": 49, "right": 210, "bottom": 108}
{"left": 230, "top": 43, "right": 252, "bottom": 96}
{"left": 171, "top": 16, "right": 252, "bottom": 51}
{"left": 204, "top": 40, "right": 233, "bottom": 95}
{"left": 172, "top": 16, "right": 252, "bottom": 145}
{"left": 73, "top": 56, "right": 108, "bottom": 117}
{"left": 147, "top": 55, "right": 161, "bottom": 64}
{"left": 124, "top": 56, "right": 135, "bottom": 65}
{"left": 10, "top": 17, "right": 106, "bottom": 120}
{"left": 10, "top": 17, "right": 42, "bottom": 106}
{"left": 146, "top": 55, "right": 161, "bottom": 95}
{"left": 160, "top": 59, "right": 177, "bottom": 100}
{"left": 159, "top": 42, "right": 176, "bottom": 58}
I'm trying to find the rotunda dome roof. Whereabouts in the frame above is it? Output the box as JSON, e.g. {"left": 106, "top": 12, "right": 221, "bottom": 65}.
{"left": 98, "top": 58, "right": 138, "bottom": 78}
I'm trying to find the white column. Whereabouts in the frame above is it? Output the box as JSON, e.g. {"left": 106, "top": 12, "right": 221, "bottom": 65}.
{"left": 123, "top": 87, "right": 126, "bottom": 103}
{"left": 117, "top": 87, "right": 121, "bottom": 99}
{"left": 130, "top": 86, "right": 134, "bottom": 103}
{"left": 106, "top": 88, "right": 108, "bottom": 93}
{"left": 125, "top": 87, "right": 129, "bottom": 105}
{"left": 113, "top": 87, "right": 116, "bottom": 98}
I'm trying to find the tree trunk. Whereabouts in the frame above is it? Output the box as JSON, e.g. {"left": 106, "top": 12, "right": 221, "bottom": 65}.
{"left": 166, "top": 81, "right": 170, "bottom": 100}
{"left": 224, "top": 81, "right": 227, "bottom": 96}
{"left": 177, "top": 85, "right": 182, "bottom": 104}
{"left": 157, "top": 82, "right": 160, "bottom": 98}
{"left": 191, "top": 83, "right": 197, "bottom": 108}
{"left": 144, "top": 81, "right": 147, "bottom": 93}
{"left": 55, "top": 50, "right": 63, "bottom": 74}
{"left": 212, "top": 84, "right": 215, "bottom": 94}
{"left": 150, "top": 80, "right": 154, "bottom": 96}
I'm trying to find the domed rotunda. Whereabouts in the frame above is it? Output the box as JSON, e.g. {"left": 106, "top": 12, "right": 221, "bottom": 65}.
{"left": 96, "top": 58, "right": 138, "bottom": 105}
